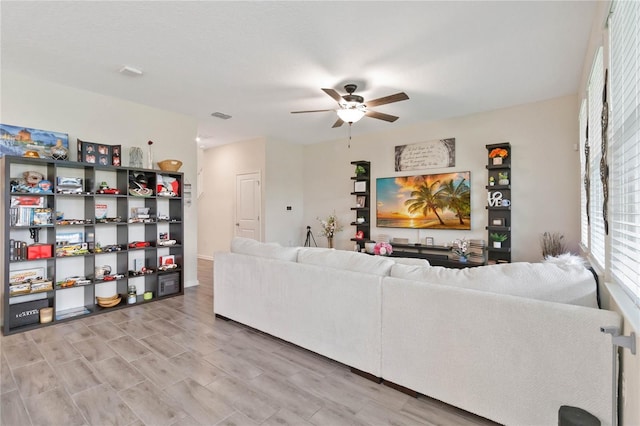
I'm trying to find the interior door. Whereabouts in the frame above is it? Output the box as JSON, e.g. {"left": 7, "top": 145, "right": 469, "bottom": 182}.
{"left": 235, "top": 172, "right": 261, "bottom": 240}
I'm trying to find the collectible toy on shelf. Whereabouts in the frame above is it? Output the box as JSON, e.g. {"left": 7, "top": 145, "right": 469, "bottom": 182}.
{"left": 56, "top": 177, "right": 84, "bottom": 194}
{"left": 156, "top": 175, "right": 179, "bottom": 197}
{"left": 97, "top": 181, "right": 120, "bottom": 195}
{"left": 129, "top": 172, "right": 153, "bottom": 196}
{"left": 10, "top": 171, "right": 53, "bottom": 194}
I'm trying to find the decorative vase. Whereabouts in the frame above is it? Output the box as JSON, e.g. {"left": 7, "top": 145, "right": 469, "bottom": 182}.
{"left": 493, "top": 157, "right": 503, "bottom": 165}
{"left": 365, "top": 242, "right": 376, "bottom": 254}
{"left": 327, "top": 237, "right": 334, "bottom": 249}
{"left": 493, "top": 241, "right": 502, "bottom": 248}
{"left": 459, "top": 255, "right": 468, "bottom": 263}
{"left": 50, "top": 140, "right": 68, "bottom": 160}
{"left": 499, "top": 179, "right": 509, "bottom": 186}
{"left": 129, "top": 147, "right": 143, "bottom": 168}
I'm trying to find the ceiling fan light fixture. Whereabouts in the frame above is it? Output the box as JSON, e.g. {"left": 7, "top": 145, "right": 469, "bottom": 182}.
{"left": 337, "top": 107, "right": 365, "bottom": 123}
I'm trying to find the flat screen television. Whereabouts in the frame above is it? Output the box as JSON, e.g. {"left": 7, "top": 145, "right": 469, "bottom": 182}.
{"left": 376, "top": 171, "right": 471, "bottom": 230}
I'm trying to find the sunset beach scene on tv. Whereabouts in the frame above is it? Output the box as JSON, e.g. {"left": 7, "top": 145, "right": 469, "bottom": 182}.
{"left": 376, "top": 172, "right": 471, "bottom": 230}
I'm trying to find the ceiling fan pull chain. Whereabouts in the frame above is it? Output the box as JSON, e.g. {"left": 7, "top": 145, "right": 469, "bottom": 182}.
{"left": 348, "top": 123, "right": 352, "bottom": 148}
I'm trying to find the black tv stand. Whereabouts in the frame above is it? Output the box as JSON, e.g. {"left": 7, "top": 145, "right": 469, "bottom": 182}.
{"left": 390, "top": 243, "right": 486, "bottom": 269}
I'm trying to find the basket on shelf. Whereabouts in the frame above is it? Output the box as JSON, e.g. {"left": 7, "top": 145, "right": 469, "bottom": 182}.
{"left": 157, "top": 159, "right": 183, "bottom": 172}
{"left": 96, "top": 294, "right": 122, "bottom": 308}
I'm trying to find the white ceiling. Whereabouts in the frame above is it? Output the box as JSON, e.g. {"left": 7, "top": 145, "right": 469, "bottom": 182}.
{"left": 1, "top": 1, "right": 597, "bottom": 148}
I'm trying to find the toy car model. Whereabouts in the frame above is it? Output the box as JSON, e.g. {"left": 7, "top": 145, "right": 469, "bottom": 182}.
{"left": 158, "top": 263, "right": 178, "bottom": 271}
{"left": 157, "top": 239, "right": 177, "bottom": 246}
{"left": 56, "top": 177, "right": 84, "bottom": 194}
{"left": 98, "top": 187, "right": 120, "bottom": 195}
{"left": 102, "top": 274, "right": 124, "bottom": 281}
{"left": 128, "top": 241, "right": 151, "bottom": 248}
{"left": 128, "top": 268, "right": 154, "bottom": 276}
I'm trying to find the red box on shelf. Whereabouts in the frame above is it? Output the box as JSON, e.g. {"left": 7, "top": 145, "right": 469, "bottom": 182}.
{"left": 27, "top": 244, "right": 53, "bottom": 260}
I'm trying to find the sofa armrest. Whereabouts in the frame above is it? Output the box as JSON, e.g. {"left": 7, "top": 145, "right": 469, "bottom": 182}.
{"left": 381, "top": 277, "right": 621, "bottom": 426}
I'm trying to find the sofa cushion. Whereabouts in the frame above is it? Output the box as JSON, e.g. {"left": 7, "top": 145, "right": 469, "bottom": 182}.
{"left": 392, "top": 257, "right": 431, "bottom": 266}
{"left": 230, "top": 237, "right": 299, "bottom": 262}
{"left": 389, "top": 261, "right": 598, "bottom": 308}
{"left": 298, "top": 247, "right": 394, "bottom": 276}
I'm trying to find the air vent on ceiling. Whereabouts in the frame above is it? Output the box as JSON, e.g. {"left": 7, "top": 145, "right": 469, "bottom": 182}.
{"left": 118, "top": 65, "right": 143, "bottom": 77}
{"left": 211, "top": 112, "right": 232, "bottom": 120}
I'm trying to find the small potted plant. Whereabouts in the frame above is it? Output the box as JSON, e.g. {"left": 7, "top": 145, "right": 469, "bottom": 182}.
{"left": 498, "top": 172, "right": 509, "bottom": 185}
{"left": 490, "top": 233, "right": 508, "bottom": 248}
{"left": 489, "top": 148, "right": 508, "bottom": 165}
{"left": 489, "top": 176, "right": 495, "bottom": 186}
{"left": 355, "top": 165, "right": 366, "bottom": 176}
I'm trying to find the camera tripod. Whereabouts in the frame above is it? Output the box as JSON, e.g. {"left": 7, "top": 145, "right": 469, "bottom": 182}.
{"left": 304, "top": 226, "right": 317, "bottom": 247}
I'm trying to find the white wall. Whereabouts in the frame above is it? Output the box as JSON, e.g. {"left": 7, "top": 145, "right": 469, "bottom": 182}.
{"left": 0, "top": 72, "right": 200, "bottom": 291}
{"left": 303, "top": 94, "right": 580, "bottom": 262}
{"left": 198, "top": 137, "right": 266, "bottom": 259}
{"left": 264, "top": 140, "right": 304, "bottom": 246}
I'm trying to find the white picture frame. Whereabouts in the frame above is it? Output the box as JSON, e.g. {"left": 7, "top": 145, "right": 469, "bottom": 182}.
{"left": 354, "top": 181, "right": 367, "bottom": 193}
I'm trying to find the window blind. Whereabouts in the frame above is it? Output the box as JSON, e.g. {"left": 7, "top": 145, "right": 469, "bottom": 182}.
{"left": 579, "top": 99, "right": 589, "bottom": 248}
{"left": 588, "top": 47, "right": 605, "bottom": 268}
{"left": 609, "top": 0, "right": 640, "bottom": 306}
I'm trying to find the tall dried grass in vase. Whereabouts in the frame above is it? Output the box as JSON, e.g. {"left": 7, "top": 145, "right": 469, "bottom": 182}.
{"left": 540, "top": 232, "right": 566, "bottom": 259}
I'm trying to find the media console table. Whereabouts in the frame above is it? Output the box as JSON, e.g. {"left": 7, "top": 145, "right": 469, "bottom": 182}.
{"left": 390, "top": 243, "right": 487, "bottom": 269}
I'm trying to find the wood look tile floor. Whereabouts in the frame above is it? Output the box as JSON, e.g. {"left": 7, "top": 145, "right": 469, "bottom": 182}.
{"left": 1, "top": 259, "right": 499, "bottom": 426}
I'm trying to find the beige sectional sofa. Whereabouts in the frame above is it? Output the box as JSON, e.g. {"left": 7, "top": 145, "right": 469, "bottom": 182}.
{"left": 214, "top": 237, "right": 621, "bottom": 425}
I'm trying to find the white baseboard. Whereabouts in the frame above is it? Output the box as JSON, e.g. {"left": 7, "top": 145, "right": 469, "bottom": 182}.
{"left": 198, "top": 254, "right": 214, "bottom": 261}
{"left": 185, "top": 279, "right": 199, "bottom": 288}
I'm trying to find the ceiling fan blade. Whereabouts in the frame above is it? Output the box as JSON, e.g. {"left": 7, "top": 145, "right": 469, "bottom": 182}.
{"left": 322, "top": 88, "right": 343, "bottom": 103}
{"left": 365, "top": 92, "right": 409, "bottom": 107}
{"left": 332, "top": 117, "right": 345, "bottom": 128}
{"left": 365, "top": 110, "right": 399, "bottom": 122}
{"left": 291, "top": 109, "right": 334, "bottom": 114}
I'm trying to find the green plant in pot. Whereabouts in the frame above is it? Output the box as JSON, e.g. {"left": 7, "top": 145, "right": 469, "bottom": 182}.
{"left": 355, "top": 165, "right": 366, "bottom": 176}
{"left": 498, "top": 172, "right": 509, "bottom": 185}
{"left": 490, "top": 232, "right": 508, "bottom": 248}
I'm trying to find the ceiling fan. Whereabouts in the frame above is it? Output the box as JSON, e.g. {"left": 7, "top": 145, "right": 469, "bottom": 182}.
{"left": 291, "top": 84, "right": 409, "bottom": 128}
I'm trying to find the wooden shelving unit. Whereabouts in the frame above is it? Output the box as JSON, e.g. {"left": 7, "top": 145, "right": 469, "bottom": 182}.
{"left": 486, "top": 142, "right": 512, "bottom": 263}
{"left": 2, "top": 155, "right": 184, "bottom": 335}
{"left": 350, "top": 160, "right": 371, "bottom": 250}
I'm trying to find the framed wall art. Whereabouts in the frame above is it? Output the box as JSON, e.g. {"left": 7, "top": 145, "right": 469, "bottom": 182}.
{"left": 376, "top": 171, "right": 471, "bottom": 230}
{"left": 1, "top": 123, "right": 69, "bottom": 158}
{"left": 354, "top": 181, "right": 367, "bottom": 193}
{"left": 78, "top": 139, "right": 121, "bottom": 166}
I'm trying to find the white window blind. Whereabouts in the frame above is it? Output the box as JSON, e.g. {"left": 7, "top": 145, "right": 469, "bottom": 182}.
{"left": 588, "top": 47, "right": 605, "bottom": 268}
{"left": 579, "top": 99, "right": 589, "bottom": 248}
{"left": 609, "top": 0, "right": 640, "bottom": 306}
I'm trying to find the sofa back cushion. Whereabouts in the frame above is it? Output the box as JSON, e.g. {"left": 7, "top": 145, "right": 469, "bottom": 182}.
{"left": 391, "top": 257, "right": 431, "bottom": 266}
{"left": 389, "top": 261, "right": 598, "bottom": 308}
{"left": 230, "top": 237, "right": 299, "bottom": 262}
{"left": 298, "top": 247, "right": 395, "bottom": 276}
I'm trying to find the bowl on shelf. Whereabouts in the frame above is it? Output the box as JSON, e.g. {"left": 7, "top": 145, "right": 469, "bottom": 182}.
{"left": 96, "top": 294, "right": 121, "bottom": 308}
{"left": 157, "top": 159, "right": 183, "bottom": 171}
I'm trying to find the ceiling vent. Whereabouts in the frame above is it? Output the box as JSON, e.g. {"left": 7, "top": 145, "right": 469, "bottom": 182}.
{"left": 211, "top": 112, "right": 232, "bottom": 120}
{"left": 118, "top": 65, "right": 143, "bottom": 77}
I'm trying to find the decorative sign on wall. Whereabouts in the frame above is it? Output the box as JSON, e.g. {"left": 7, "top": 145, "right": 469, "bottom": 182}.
{"left": 394, "top": 138, "right": 455, "bottom": 172}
